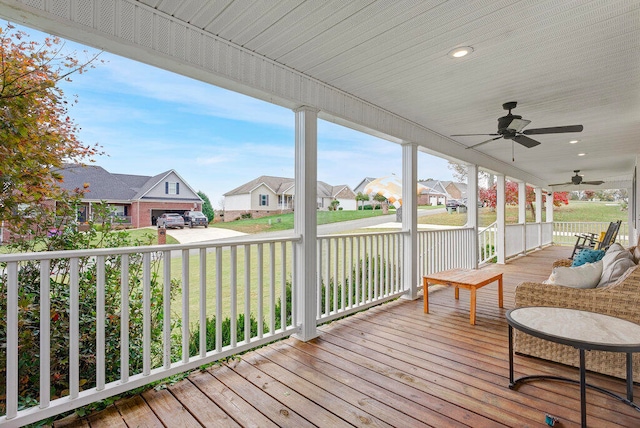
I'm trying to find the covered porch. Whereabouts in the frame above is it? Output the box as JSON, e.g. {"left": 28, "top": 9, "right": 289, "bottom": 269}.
{"left": 54, "top": 245, "right": 640, "bottom": 428}
{"left": 0, "top": 1, "right": 638, "bottom": 427}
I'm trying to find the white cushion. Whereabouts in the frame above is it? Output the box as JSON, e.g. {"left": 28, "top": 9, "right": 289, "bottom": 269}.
{"left": 546, "top": 260, "right": 603, "bottom": 289}
{"left": 601, "top": 245, "right": 634, "bottom": 269}
{"left": 597, "top": 258, "right": 636, "bottom": 288}
{"left": 606, "top": 243, "right": 625, "bottom": 253}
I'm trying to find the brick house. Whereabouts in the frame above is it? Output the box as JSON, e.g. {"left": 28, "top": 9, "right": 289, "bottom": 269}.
{"left": 417, "top": 179, "right": 450, "bottom": 206}
{"left": 59, "top": 164, "right": 203, "bottom": 228}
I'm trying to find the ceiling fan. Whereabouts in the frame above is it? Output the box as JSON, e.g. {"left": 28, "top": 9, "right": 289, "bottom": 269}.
{"left": 549, "top": 170, "right": 604, "bottom": 187}
{"left": 452, "top": 101, "right": 583, "bottom": 150}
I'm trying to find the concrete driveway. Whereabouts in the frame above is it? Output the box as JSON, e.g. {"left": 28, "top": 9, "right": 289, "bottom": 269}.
{"left": 150, "top": 226, "right": 247, "bottom": 244}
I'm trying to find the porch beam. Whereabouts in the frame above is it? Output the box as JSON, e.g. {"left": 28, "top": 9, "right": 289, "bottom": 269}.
{"left": 401, "top": 142, "right": 418, "bottom": 300}
{"left": 466, "top": 164, "right": 479, "bottom": 269}
{"left": 496, "top": 175, "right": 506, "bottom": 264}
{"left": 293, "top": 106, "right": 318, "bottom": 341}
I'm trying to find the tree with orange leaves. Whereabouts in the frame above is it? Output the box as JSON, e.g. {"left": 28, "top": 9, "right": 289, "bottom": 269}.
{"left": 479, "top": 180, "right": 569, "bottom": 217}
{"left": 0, "top": 23, "right": 102, "bottom": 226}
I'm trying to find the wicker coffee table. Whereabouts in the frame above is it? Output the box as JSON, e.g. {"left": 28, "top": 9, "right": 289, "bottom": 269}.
{"left": 423, "top": 268, "right": 503, "bottom": 325}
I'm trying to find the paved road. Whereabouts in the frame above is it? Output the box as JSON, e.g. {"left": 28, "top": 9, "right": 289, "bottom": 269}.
{"left": 160, "top": 208, "right": 447, "bottom": 244}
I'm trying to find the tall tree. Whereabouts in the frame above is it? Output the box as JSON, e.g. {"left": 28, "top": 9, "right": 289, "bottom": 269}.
{"left": 447, "top": 161, "right": 493, "bottom": 186}
{"left": 198, "top": 190, "right": 215, "bottom": 221}
{"left": 0, "top": 24, "right": 102, "bottom": 225}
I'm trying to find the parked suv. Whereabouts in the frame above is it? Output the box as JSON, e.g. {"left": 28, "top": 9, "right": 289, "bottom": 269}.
{"left": 446, "top": 199, "right": 462, "bottom": 209}
{"left": 156, "top": 213, "right": 185, "bottom": 229}
{"left": 183, "top": 211, "right": 208, "bottom": 228}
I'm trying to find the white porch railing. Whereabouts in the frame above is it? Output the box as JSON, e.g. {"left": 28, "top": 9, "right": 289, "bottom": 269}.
{"left": 7, "top": 220, "right": 625, "bottom": 425}
{"left": 418, "top": 227, "right": 476, "bottom": 277}
{"left": 316, "top": 232, "right": 405, "bottom": 324}
{"left": 478, "top": 222, "right": 497, "bottom": 265}
{"left": 0, "top": 236, "right": 301, "bottom": 426}
{"left": 4, "top": 228, "right": 483, "bottom": 426}
{"left": 553, "top": 221, "right": 630, "bottom": 247}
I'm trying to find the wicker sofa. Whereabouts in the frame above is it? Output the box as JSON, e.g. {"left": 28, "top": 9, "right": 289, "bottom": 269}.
{"left": 514, "top": 244, "right": 640, "bottom": 380}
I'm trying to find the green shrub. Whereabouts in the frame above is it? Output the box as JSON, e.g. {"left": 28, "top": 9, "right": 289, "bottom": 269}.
{"left": 186, "top": 282, "right": 292, "bottom": 355}
{"left": 0, "top": 200, "right": 177, "bottom": 413}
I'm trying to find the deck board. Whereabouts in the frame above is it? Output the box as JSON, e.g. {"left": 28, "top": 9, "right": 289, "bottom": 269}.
{"left": 55, "top": 245, "right": 640, "bottom": 427}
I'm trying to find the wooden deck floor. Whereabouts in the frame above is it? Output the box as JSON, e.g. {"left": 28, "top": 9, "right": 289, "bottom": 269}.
{"left": 55, "top": 245, "right": 640, "bottom": 427}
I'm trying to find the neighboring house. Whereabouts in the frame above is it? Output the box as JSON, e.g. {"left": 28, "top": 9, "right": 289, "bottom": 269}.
{"left": 442, "top": 181, "right": 467, "bottom": 201}
{"left": 59, "top": 164, "right": 203, "bottom": 228}
{"left": 223, "top": 175, "right": 356, "bottom": 221}
{"left": 352, "top": 177, "right": 377, "bottom": 207}
{"left": 418, "top": 179, "right": 449, "bottom": 206}
{"left": 317, "top": 181, "right": 357, "bottom": 211}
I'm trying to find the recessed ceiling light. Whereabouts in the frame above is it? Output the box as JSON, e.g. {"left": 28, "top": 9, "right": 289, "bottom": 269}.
{"left": 448, "top": 46, "right": 474, "bottom": 58}
{"left": 569, "top": 140, "right": 579, "bottom": 144}
{"left": 578, "top": 153, "right": 586, "bottom": 156}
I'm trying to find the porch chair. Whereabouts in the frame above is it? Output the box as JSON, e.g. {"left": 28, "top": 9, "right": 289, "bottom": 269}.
{"left": 570, "top": 220, "right": 622, "bottom": 259}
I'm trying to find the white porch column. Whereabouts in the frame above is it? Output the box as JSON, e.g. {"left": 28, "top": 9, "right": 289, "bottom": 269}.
{"left": 546, "top": 190, "right": 554, "bottom": 246}
{"left": 401, "top": 142, "right": 418, "bottom": 300}
{"left": 629, "top": 183, "right": 636, "bottom": 245}
{"left": 518, "top": 181, "right": 527, "bottom": 255}
{"left": 496, "top": 174, "right": 506, "bottom": 264}
{"left": 518, "top": 182, "right": 527, "bottom": 223}
{"left": 546, "top": 191, "right": 554, "bottom": 223}
{"left": 535, "top": 187, "right": 543, "bottom": 248}
{"left": 293, "top": 106, "right": 318, "bottom": 341}
{"left": 465, "top": 164, "right": 479, "bottom": 269}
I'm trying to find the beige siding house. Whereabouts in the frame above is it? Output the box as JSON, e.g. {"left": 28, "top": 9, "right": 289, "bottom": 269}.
{"left": 223, "top": 176, "right": 356, "bottom": 221}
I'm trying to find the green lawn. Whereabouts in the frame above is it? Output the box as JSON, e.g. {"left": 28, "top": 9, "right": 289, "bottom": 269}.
{"left": 211, "top": 208, "right": 395, "bottom": 233}
{"left": 165, "top": 242, "right": 292, "bottom": 324}
{"left": 417, "top": 201, "right": 626, "bottom": 228}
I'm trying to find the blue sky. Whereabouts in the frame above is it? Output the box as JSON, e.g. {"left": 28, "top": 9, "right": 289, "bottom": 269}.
{"left": 22, "top": 23, "right": 455, "bottom": 207}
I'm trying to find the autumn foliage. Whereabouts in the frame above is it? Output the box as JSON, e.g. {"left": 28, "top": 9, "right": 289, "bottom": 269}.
{"left": 0, "top": 23, "right": 102, "bottom": 225}
{"left": 479, "top": 181, "right": 568, "bottom": 215}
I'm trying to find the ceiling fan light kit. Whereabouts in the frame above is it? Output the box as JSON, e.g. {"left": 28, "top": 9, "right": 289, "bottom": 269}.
{"left": 452, "top": 101, "right": 583, "bottom": 151}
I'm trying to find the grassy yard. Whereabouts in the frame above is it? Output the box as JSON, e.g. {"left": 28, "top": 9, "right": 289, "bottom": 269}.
{"left": 165, "top": 242, "right": 293, "bottom": 326}
{"left": 417, "top": 200, "right": 626, "bottom": 228}
{"left": 212, "top": 208, "right": 395, "bottom": 233}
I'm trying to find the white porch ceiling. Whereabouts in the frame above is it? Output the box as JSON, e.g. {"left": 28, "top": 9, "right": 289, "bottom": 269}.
{"left": 1, "top": 0, "right": 638, "bottom": 191}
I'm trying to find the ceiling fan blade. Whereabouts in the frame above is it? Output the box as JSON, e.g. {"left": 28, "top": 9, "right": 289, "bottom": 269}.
{"left": 582, "top": 180, "right": 605, "bottom": 185}
{"left": 513, "top": 134, "right": 541, "bottom": 148}
{"left": 523, "top": 125, "right": 583, "bottom": 135}
{"left": 548, "top": 182, "right": 573, "bottom": 186}
{"left": 465, "top": 136, "right": 502, "bottom": 149}
{"left": 451, "top": 133, "right": 500, "bottom": 136}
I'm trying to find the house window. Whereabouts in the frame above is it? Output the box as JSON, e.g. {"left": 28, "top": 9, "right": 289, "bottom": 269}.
{"left": 166, "top": 182, "right": 180, "bottom": 195}
{"left": 259, "top": 194, "right": 269, "bottom": 206}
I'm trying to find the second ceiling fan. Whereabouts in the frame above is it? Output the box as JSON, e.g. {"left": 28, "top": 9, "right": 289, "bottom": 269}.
{"left": 452, "top": 101, "right": 583, "bottom": 150}
{"left": 549, "top": 170, "right": 604, "bottom": 187}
